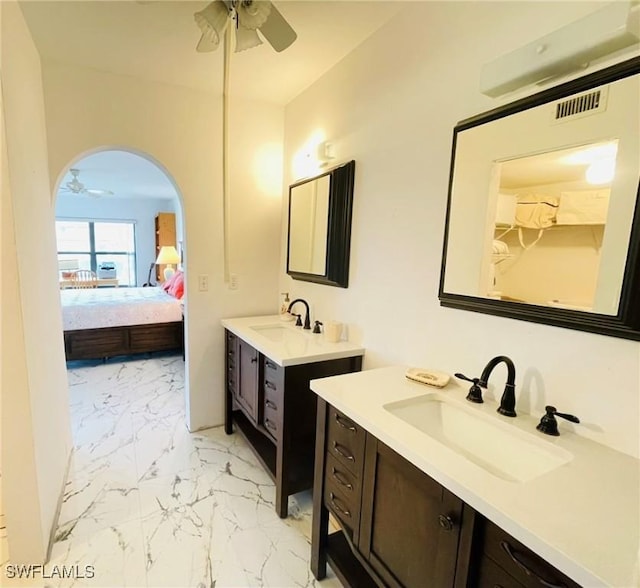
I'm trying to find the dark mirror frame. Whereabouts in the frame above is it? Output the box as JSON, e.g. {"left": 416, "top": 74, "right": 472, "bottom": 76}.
{"left": 287, "top": 160, "right": 355, "bottom": 288}
{"left": 439, "top": 57, "right": 640, "bottom": 340}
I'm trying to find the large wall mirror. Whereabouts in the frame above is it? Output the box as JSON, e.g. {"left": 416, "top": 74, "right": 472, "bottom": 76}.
{"left": 440, "top": 57, "right": 640, "bottom": 340}
{"left": 287, "top": 160, "right": 355, "bottom": 287}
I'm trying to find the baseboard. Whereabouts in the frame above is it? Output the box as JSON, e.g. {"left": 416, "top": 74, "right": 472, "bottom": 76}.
{"left": 46, "top": 447, "right": 73, "bottom": 562}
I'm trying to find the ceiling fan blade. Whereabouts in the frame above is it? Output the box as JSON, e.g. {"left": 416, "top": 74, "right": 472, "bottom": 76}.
{"left": 84, "top": 188, "right": 113, "bottom": 198}
{"left": 258, "top": 3, "right": 296, "bottom": 52}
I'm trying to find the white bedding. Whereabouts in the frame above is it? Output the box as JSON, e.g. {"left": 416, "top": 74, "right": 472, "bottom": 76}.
{"left": 61, "top": 287, "right": 183, "bottom": 331}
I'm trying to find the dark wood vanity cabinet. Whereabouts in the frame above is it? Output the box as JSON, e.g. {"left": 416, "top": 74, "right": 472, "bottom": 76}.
{"left": 312, "top": 399, "right": 581, "bottom": 588}
{"left": 470, "top": 518, "right": 581, "bottom": 588}
{"left": 224, "top": 329, "right": 362, "bottom": 518}
{"left": 359, "top": 440, "right": 469, "bottom": 588}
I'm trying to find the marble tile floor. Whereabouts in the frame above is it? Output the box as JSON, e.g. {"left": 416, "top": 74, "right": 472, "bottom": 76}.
{"left": 3, "top": 353, "right": 341, "bottom": 588}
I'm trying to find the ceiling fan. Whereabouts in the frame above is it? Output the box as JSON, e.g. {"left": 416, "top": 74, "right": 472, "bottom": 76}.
{"left": 194, "top": 0, "right": 297, "bottom": 53}
{"left": 193, "top": 1, "right": 296, "bottom": 284}
{"left": 60, "top": 168, "right": 113, "bottom": 197}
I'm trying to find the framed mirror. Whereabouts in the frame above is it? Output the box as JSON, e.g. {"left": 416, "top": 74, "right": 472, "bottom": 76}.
{"left": 287, "top": 160, "right": 355, "bottom": 287}
{"left": 439, "top": 57, "right": 640, "bottom": 340}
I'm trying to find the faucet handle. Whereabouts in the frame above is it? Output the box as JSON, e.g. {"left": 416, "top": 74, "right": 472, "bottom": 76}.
{"left": 292, "top": 313, "right": 302, "bottom": 327}
{"left": 455, "top": 373, "right": 483, "bottom": 404}
{"left": 536, "top": 405, "right": 580, "bottom": 436}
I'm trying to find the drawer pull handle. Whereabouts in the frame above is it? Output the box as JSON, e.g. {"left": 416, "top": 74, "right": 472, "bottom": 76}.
{"left": 265, "top": 360, "right": 277, "bottom": 370}
{"left": 251, "top": 356, "right": 258, "bottom": 364}
{"left": 335, "top": 413, "right": 357, "bottom": 432}
{"left": 331, "top": 467, "right": 353, "bottom": 490}
{"left": 265, "top": 380, "right": 276, "bottom": 390}
{"left": 500, "top": 541, "right": 566, "bottom": 588}
{"left": 329, "top": 492, "right": 351, "bottom": 518}
{"left": 265, "top": 418, "right": 277, "bottom": 432}
{"left": 333, "top": 441, "right": 355, "bottom": 461}
{"left": 265, "top": 400, "right": 277, "bottom": 410}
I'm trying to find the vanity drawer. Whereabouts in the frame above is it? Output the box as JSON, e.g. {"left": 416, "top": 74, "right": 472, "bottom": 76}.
{"left": 264, "top": 357, "right": 284, "bottom": 386}
{"left": 324, "top": 453, "right": 362, "bottom": 505}
{"left": 326, "top": 406, "right": 365, "bottom": 476}
{"left": 479, "top": 519, "right": 580, "bottom": 588}
{"left": 225, "top": 331, "right": 238, "bottom": 391}
{"left": 263, "top": 388, "right": 280, "bottom": 441}
{"left": 324, "top": 473, "right": 360, "bottom": 536}
{"left": 475, "top": 553, "right": 526, "bottom": 588}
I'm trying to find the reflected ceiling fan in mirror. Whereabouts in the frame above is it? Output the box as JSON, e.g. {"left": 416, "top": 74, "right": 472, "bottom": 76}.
{"left": 60, "top": 168, "right": 113, "bottom": 198}
{"left": 194, "top": 0, "right": 297, "bottom": 53}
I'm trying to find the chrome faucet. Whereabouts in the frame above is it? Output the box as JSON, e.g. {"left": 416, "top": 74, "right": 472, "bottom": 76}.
{"left": 479, "top": 355, "right": 517, "bottom": 417}
{"left": 287, "top": 298, "right": 311, "bottom": 329}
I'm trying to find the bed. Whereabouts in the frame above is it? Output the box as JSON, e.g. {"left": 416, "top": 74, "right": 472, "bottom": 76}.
{"left": 61, "top": 286, "right": 184, "bottom": 361}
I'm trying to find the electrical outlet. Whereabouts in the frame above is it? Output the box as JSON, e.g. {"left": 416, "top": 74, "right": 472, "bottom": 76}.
{"left": 229, "top": 274, "right": 239, "bottom": 290}
{"left": 198, "top": 274, "right": 209, "bottom": 292}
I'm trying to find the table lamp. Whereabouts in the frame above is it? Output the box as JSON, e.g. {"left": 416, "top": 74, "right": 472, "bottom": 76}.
{"left": 155, "top": 246, "right": 181, "bottom": 281}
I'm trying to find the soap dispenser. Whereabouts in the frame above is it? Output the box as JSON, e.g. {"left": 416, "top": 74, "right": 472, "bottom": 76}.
{"left": 279, "top": 292, "right": 294, "bottom": 321}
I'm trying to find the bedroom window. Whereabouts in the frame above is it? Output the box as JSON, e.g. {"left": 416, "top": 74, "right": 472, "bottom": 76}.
{"left": 56, "top": 220, "right": 137, "bottom": 286}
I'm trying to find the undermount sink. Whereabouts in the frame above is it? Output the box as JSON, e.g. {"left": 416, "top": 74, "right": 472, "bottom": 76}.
{"left": 250, "top": 324, "right": 296, "bottom": 342}
{"left": 384, "top": 394, "right": 573, "bottom": 483}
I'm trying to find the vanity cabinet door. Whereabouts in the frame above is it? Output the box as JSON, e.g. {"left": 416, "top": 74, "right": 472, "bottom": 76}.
{"left": 237, "top": 338, "right": 260, "bottom": 424}
{"left": 359, "top": 438, "right": 464, "bottom": 588}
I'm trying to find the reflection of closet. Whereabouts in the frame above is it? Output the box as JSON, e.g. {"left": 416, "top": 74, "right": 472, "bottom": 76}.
{"left": 155, "top": 212, "right": 176, "bottom": 281}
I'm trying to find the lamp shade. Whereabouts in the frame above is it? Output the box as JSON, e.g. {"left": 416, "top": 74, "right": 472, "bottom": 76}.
{"left": 155, "top": 246, "right": 180, "bottom": 265}
{"left": 195, "top": 1, "right": 229, "bottom": 53}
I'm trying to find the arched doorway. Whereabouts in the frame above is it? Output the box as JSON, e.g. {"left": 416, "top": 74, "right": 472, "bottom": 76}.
{"left": 53, "top": 147, "right": 189, "bottom": 422}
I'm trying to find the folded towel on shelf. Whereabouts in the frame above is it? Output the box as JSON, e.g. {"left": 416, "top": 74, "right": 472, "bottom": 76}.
{"left": 492, "top": 239, "right": 509, "bottom": 255}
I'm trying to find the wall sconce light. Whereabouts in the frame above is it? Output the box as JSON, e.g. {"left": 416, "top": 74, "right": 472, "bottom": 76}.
{"left": 317, "top": 141, "right": 335, "bottom": 166}
{"left": 480, "top": 1, "right": 640, "bottom": 97}
{"left": 155, "top": 246, "right": 181, "bottom": 281}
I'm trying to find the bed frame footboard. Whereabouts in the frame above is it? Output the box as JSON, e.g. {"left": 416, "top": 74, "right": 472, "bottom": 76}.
{"left": 64, "top": 321, "right": 184, "bottom": 361}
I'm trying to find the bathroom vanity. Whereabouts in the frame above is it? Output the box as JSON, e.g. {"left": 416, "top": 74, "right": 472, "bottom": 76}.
{"left": 310, "top": 366, "right": 640, "bottom": 587}
{"left": 221, "top": 315, "right": 364, "bottom": 517}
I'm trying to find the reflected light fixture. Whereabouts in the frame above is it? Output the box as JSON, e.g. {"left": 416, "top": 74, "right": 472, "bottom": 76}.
{"left": 155, "top": 246, "right": 181, "bottom": 281}
{"left": 586, "top": 158, "right": 617, "bottom": 185}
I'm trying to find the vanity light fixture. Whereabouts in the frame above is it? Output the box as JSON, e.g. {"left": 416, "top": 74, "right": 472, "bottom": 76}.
{"left": 317, "top": 141, "right": 335, "bottom": 167}
{"left": 480, "top": 1, "right": 640, "bottom": 97}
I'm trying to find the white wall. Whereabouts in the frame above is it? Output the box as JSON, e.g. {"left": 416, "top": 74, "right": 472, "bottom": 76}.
{"left": 0, "top": 1, "right": 72, "bottom": 562}
{"left": 41, "top": 61, "right": 283, "bottom": 431}
{"left": 281, "top": 1, "right": 640, "bottom": 458}
{"left": 56, "top": 193, "right": 178, "bottom": 286}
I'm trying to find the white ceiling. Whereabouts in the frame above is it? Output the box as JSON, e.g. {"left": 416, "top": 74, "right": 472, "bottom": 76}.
{"left": 21, "top": 1, "right": 402, "bottom": 104}
{"left": 21, "top": 0, "right": 402, "bottom": 199}
{"left": 57, "top": 150, "right": 179, "bottom": 201}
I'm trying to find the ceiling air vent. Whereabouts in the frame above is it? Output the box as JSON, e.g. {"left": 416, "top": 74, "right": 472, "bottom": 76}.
{"left": 553, "top": 87, "right": 608, "bottom": 124}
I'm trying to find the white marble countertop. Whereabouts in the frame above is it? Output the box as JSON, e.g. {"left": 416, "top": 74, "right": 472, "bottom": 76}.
{"left": 221, "top": 315, "right": 365, "bottom": 367}
{"left": 310, "top": 366, "right": 640, "bottom": 588}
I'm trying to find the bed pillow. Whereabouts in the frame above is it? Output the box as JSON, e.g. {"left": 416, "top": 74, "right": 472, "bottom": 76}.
{"left": 161, "top": 271, "right": 179, "bottom": 293}
{"left": 167, "top": 271, "right": 184, "bottom": 300}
